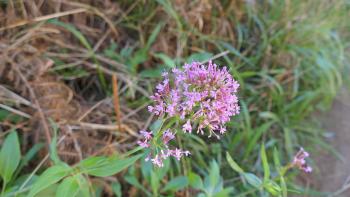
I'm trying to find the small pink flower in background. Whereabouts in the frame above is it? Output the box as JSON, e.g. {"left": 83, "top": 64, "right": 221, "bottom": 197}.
{"left": 292, "top": 147, "right": 312, "bottom": 173}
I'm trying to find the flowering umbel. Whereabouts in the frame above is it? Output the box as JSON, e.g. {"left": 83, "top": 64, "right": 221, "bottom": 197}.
{"left": 292, "top": 148, "right": 312, "bottom": 173}
{"left": 148, "top": 61, "right": 240, "bottom": 138}
{"left": 140, "top": 61, "right": 240, "bottom": 167}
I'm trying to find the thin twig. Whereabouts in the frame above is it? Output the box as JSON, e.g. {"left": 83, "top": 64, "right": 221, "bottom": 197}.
{"left": 0, "top": 85, "right": 33, "bottom": 107}
{"left": 0, "top": 8, "right": 86, "bottom": 32}
{"left": 143, "top": 113, "right": 155, "bottom": 130}
{"left": 75, "top": 122, "right": 138, "bottom": 137}
{"left": 81, "top": 61, "right": 150, "bottom": 97}
{"left": 66, "top": 127, "right": 83, "bottom": 161}
{"left": 58, "top": 1, "right": 118, "bottom": 37}
{"left": 77, "top": 98, "right": 109, "bottom": 122}
{"left": 10, "top": 61, "right": 52, "bottom": 145}
{"left": 0, "top": 104, "right": 31, "bottom": 119}
{"left": 200, "top": 50, "right": 230, "bottom": 64}
{"left": 121, "top": 101, "right": 151, "bottom": 121}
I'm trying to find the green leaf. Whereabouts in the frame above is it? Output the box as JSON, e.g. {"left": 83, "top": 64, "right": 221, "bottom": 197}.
{"left": 156, "top": 0, "right": 182, "bottom": 29}
{"left": 141, "top": 157, "right": 152, "bottom": 181}
{"left": 77, "top": 156, "right": 108, "bottom": 171}
{"left": 56, "top": 174, "right": 90, "bottom": 197}
{"left": 139, "top": 68, "right": 163, "bottom": 78}
{"left": 0, "top": 131, "right": 21, "bottom": 183}
{"left": 47, "top": 19, "right": 107, "bottom": 90}
{"left": 209, "top": 161, "right": 220, "bottom": 187}
{"left": 79, "top": 154, "right": 142, "bottom": 177}
{"left": 220, "top": 41, "right": 254, "bottom": 67}
{"left": 260, "top": 143, "right": 270, "bottom": 181}
{"left": 280, "top": 176, "right": 288, "bottom": 197}
{"left": 150, "top": 119, "right": 163, "bottom": 133}
{"left": 150, "top": 170, "right": 159, "bottom": 196}
{"left": 49, "top": 119, "right": 63, "bottom": 165}
{"left": 48, "top": 19, "right": 91, "bottom": 50}
{"left": 187, "top": 52, "right": 213, "bottom": 63}
{"left": 153, "top": 53, "right": 176, "bottom": 68}
{"left": 56, "top": 176, "right": 80, "bottom": 197}
{"left": 75, "top": 174, "right": 90, "bottom": 197}
{"left": 112, "top": 181, "right": 122, "bottom": 197}
{"left": 155, "top": 158, "right": 170, "bottom": 180}
{"left": 17, "top": 143, "right": 44, "bottom": 172}
{"left": 243, "top": 173, "right": 262, "bottom": 189}
{"left": 35, "top": 184, "right": 58, "bottom": 197}
{"left": 28, "top": 165, "right": 72, "bottom": 197}
{"left": 162, "top": 176, "right": 188, "bottom": 192}
{"left": 124, "top": 175, "right": 151, "bottom": 196}
{"left": 146, "top": 23, "right": 163, "bottom": 49}
{"left": 264, "top": 180, "right": 281, "bottom": 196}
{"left": 213, "top": 187, "right": 234, "bottom": 197}
{"left": 244, "top": 122, "right": 273, "bottom": 159}
{"left": 188, "top": 172, "right": 203, "bottom": 190}
{"left": 226, "top": 152, "right": 244, "bottom": 174}
{"left": 128, "top": 49, "right": 148, "bottom": 74}
{"left": 273, "top": 147, "right": 281, "bottom": 169}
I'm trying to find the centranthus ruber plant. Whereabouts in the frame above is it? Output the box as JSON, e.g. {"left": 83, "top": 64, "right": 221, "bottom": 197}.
{"left": 138, "top": 61, "right": 240, "bottom": 167}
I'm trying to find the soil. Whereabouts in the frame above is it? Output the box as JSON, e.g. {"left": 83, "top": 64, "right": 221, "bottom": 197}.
{"left": 315, "top": 88, "right": 350, "bottom": 196}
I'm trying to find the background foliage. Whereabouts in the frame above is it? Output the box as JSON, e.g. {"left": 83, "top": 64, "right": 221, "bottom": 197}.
{"left": 0, "top": 0, "right": 349, "bottom": 196}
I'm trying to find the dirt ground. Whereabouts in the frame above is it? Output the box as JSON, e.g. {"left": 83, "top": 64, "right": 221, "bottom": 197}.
{"left": 315, "top": 87, "right": 350, "bottom": 196}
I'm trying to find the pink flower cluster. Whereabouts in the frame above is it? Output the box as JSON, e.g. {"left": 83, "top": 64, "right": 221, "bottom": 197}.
{"left": 292, "top": 148, "right": 312, "bottom": 173}
{"left": 137, "top": 129, "right": 190, "bottom": 167}
{"left": 148, "top": 61, "right": 240, "bottom": 138}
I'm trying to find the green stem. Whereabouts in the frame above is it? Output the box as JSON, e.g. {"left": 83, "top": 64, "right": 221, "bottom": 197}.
{"left": 2, "top": 181, "right": 7, "bottom": 196}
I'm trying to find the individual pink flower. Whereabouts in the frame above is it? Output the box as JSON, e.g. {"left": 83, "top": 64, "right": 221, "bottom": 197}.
{"left": 145, "top": 154, "right": 151, "bottom": 161}
{"left": 160, "top": 149, "right": 171, "bottom": 159}
{"left": 162, "top": 129, "right": 175, "bottom": 145}
{"left": 140, "top": 130, "right": 152, "bottom": 140}
{"left": 182, "top": 120, "right": 192, "bottom": 133}
{"left": 137, "top": 130, "right": 153, "bottom": 148}
{"left": 137, "top": 140, "right": 150, "bottom": 148}
{"left": 170, "top": 148, "right": 191, "bottom": 161}
{"left": 292, "top": 148, "right": 312, "bottom": 173}
{"left": 151, "top": 155, "right": 164, "bottom": 167}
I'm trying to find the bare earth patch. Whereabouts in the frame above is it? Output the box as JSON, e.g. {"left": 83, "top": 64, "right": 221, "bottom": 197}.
{"left": 316, "top": 88, "right": 350, "bottom": 196}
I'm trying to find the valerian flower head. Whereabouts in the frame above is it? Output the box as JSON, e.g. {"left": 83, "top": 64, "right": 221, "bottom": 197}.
{"left": 148, "top": 61, "right": 240, "bottom": 138}
{"left": 292, "top": 148, "right": 312, "bottom": 173}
